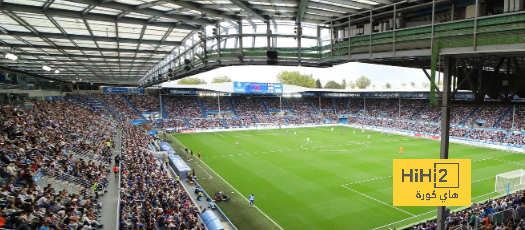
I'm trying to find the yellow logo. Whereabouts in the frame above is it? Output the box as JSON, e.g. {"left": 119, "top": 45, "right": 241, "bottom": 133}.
{"left": 393, "top": 159, "right": 471, "bottom": 206}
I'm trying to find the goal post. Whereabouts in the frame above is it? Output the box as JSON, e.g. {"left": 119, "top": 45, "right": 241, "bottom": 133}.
{"left": 495, "top": 169, "right": 525, "bottom": 195}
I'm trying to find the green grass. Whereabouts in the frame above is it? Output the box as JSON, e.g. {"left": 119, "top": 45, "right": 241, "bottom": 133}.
{"left": 172, "top": 126, "right": 525, "bottom": 230}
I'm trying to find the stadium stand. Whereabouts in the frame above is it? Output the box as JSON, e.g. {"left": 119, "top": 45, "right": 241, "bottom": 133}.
{"left": 256, "top": 116, "right": 287, "bottom": 125}
{"left": 285, "top": 98, "right": 317, "bottom": 116}
{"left": 163, "top": 96, "right": 203, "bottom": 119}
{"left": 119, "top": 124, "right": 205, "bottom": 230}
{"left": 0, "top": 98, "right": 117, "bottom": 229}
{"left": 224, "top": 117, "right": 256, "bottom": 127}
{"left": 93, "top": 94, "right": 142, "bottom": 120}
{"left": 466, "top": 107, "right": 510, "bottom": 128}
{"left": 334, "top": 98, "right": 349, "bottom": 115}
{"left": 188, "top": 118, "right": 225, "bottom": 129}
{"left": 157, "top": 119, "right": 188, "bottom": 129}
{"left": 231, "top": 97, "right": 267, "bottom": 117}
{"left": 200, "top": 97, "right": 231, "bottom": 112}
{"left": 127, "top": 94, "right": 160, "bottom": 113}
{"left": 260, "top": 97, "right": 287, "bottom": 112}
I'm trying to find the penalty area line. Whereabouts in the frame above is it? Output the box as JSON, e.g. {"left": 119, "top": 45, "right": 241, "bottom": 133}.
{"left": 341, "top": 185, "right": 416, "bottom": 217}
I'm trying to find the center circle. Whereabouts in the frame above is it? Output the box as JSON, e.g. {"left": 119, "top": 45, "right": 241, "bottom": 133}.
{"left": 301, "top": 141, "right": 369, "bottom": 152}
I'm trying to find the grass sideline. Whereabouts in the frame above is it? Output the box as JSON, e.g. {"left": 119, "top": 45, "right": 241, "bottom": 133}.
{"left": 171, "top": 126, "right": 525, "bottom": 230}
{"left": 167, "top": 134, "right": 281, "bottom": 230}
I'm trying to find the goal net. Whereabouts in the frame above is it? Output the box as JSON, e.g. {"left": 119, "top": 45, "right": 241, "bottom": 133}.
{"left": 495, "top": 169, "right": 525, "bottom": 195}
{"left": 255, "top": 123, "right": 280, "bottom": 130}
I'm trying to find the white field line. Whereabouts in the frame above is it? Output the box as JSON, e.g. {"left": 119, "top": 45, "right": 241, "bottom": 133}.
{"left": 172, "top": 137, "right": 284, "bottom": 230}
{"left": 490, "top": 158, "right": 525, "bottom": 166}
{"left": 215, "top": 132, "right": 226, "bottom": 138}
{"left": 472, "top": 158, "right": 491, "bottom": 163}
{"left": 343, "top": 173, "right": 494, "bottom": 230}
{"left": 372, "top": 191, "right": 501, "bottom": 230}
{"left": 343, "top": 175, "right": 393, "bottom": 186}
{"left": 341, "top": 184, "right": 416, "bottom": 217}
{"left": 472, "top": 176, "right": 494, "bottom": 183}
{"left": 204, "top": 148, "right": 300, "bottom": 159}
{"left": 199, "top": 159, "right": 284, "bottom": 230}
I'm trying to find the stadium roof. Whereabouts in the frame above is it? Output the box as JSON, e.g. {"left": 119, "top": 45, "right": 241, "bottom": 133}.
{"left": 0, "top": 0, "right": 398, "bottom": 84}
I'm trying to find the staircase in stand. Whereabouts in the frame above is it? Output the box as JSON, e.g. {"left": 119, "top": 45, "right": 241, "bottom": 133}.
{"left": 258, "top": 98, "right": 270, "bottom": 115}
{"left": 196, "top": 97, "right": 207, "bottom": 118}
{"left": 123, "top": 95, "right": 146, "bottom": 120}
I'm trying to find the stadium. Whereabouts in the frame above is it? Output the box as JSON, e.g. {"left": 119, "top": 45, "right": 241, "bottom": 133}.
{"left": 1, "top": 0, "right": 525, "bottom": 229}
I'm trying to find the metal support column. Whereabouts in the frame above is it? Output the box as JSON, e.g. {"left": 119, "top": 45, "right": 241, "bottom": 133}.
{"left": 297, "top": 23, "right": 302, "bottom": 65}
{"left": 437, "top": 56, "right": 453, "bottom": 230}
{"left": 238, "top": 20, "right": 243, "bottom": 58}
{"left": 216, "top": 24, "right": 221, "bottom": 63}
{"left": 267, "top": 21, "right": 271, "bottom": 49}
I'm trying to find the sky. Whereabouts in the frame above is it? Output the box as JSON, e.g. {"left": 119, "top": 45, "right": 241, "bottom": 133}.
{"left": 173, "top": 62, "right": 431, "bottom": 89}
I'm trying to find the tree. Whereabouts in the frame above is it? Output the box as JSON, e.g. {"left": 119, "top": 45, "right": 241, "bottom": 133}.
{"left": 324, "top": 80, "right": 343, "bottom": 89}
{"left": 385, "top": 82, "right": 391, "bottom": 89}
{"left": 401, "top": 82, "right": 407, "bottom": 88}
{"left": 276, "top": 71, "right": 316, "bottom": 88}
{"left": 422, "top": 82, "right": 430, "bottom": 88}
{"left": 178, "top": 77, "right": 207, "bottom": 85}
{"left": 211, "top": 76, "right": 232, "bottom": 83}
{"left": 341, "top": 79, "right": 347, "bottom": 89}
{"left": 348, "top": 81, "right": 356, "bottom": 89}
{"left": 315, "top": 79, "right": 322, "bottom": 88}
{"left": 410, "top": 82, "right": 416, "bottom": 88}
{"left": 355, "top": 76, "right": 371, "bottom": 89}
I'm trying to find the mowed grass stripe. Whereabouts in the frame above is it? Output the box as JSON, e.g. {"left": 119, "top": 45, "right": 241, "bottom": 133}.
{"left": 174, "top": 126, "right": 525, "bottom": 230}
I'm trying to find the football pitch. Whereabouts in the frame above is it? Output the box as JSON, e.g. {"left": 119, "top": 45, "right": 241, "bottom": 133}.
{"left": 174, "top": 126, "right": 525, "bottom": 230}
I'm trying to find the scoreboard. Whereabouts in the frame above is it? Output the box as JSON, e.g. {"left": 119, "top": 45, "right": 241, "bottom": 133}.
{"left": 233, "top": 82, "right": 283, "bottom": 94}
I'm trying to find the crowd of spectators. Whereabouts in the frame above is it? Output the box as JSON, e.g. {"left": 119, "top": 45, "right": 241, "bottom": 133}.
{"left": 200, "top": 98, "right": 230, "bottom": 112}
{"left": 310, "top": 116, "right": 326, "bottom": 124}
{"left": 163, "top": 97, "right": 203, "bottom": 119}
{"left": 335, "top": 98, "right": 350, "bottom": 115}
{"left": 409, "top": 190, "right": 525, "bottom": 230}
{"left": 286, "top": 116, "right": 316, "bottom": 125}
{"left": 468, "top": 129, "right": 506, "bottom": 142}
{"left": 311, "top": 99, "right": 333, "bottom": 115}
{"left": 362, "top": 99, "right": 398, "bottom": 117}
{"left": 502, "top": 133, "right": 525, "bottom": 146}
{"left": 0, "top": 97, "right": 118, "bottom": 230}
{"left": 119, "top": 124, "right": 205, "bottom": 230}
{"left": 345, "top": 98, "right": 363, "bottom": 115}
{"left": 285, "top": 98, "right": 317, "bottom": 116}
{"left": 450, "top": 107, "right": 475, "bottom": 125}
{"left": 127, "top": 94, "right": 160, "bottom": 113}
{"left": 396, "top": 100, "right": 426, "bottom": 120}
{"left": 410, "top": 123, "right": 439, "bottom": 134}
{"left": 94, "top": 94, "right": 142, "bottom": 120}
{"left": 467, "top": 107, "right": 509, "bottom": 128}
{"left": 157, "top": 120, "right": 188, "bottom": 129}
{"left": 417, "top": 106, "right": 441, "bottom": 122}
{"left": 497, "top": 107, "right": 525, "bottom": 130}
{"left": 260, "top": 97, "right": 285, "bottom": 111}
{"left": 230, "top": 98, "right": 266, "bottom": 117}
{"left": 224, "top": 117, "right": 256, "bottom": 127}
{"left": 356, "top": 118, "right": 415, "bottom": 130}
{"left": 256, "top": 116, "right": 287, "bottom": 125}
{"left": 188, "top": 119, "right": 224, "bottom": 129}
